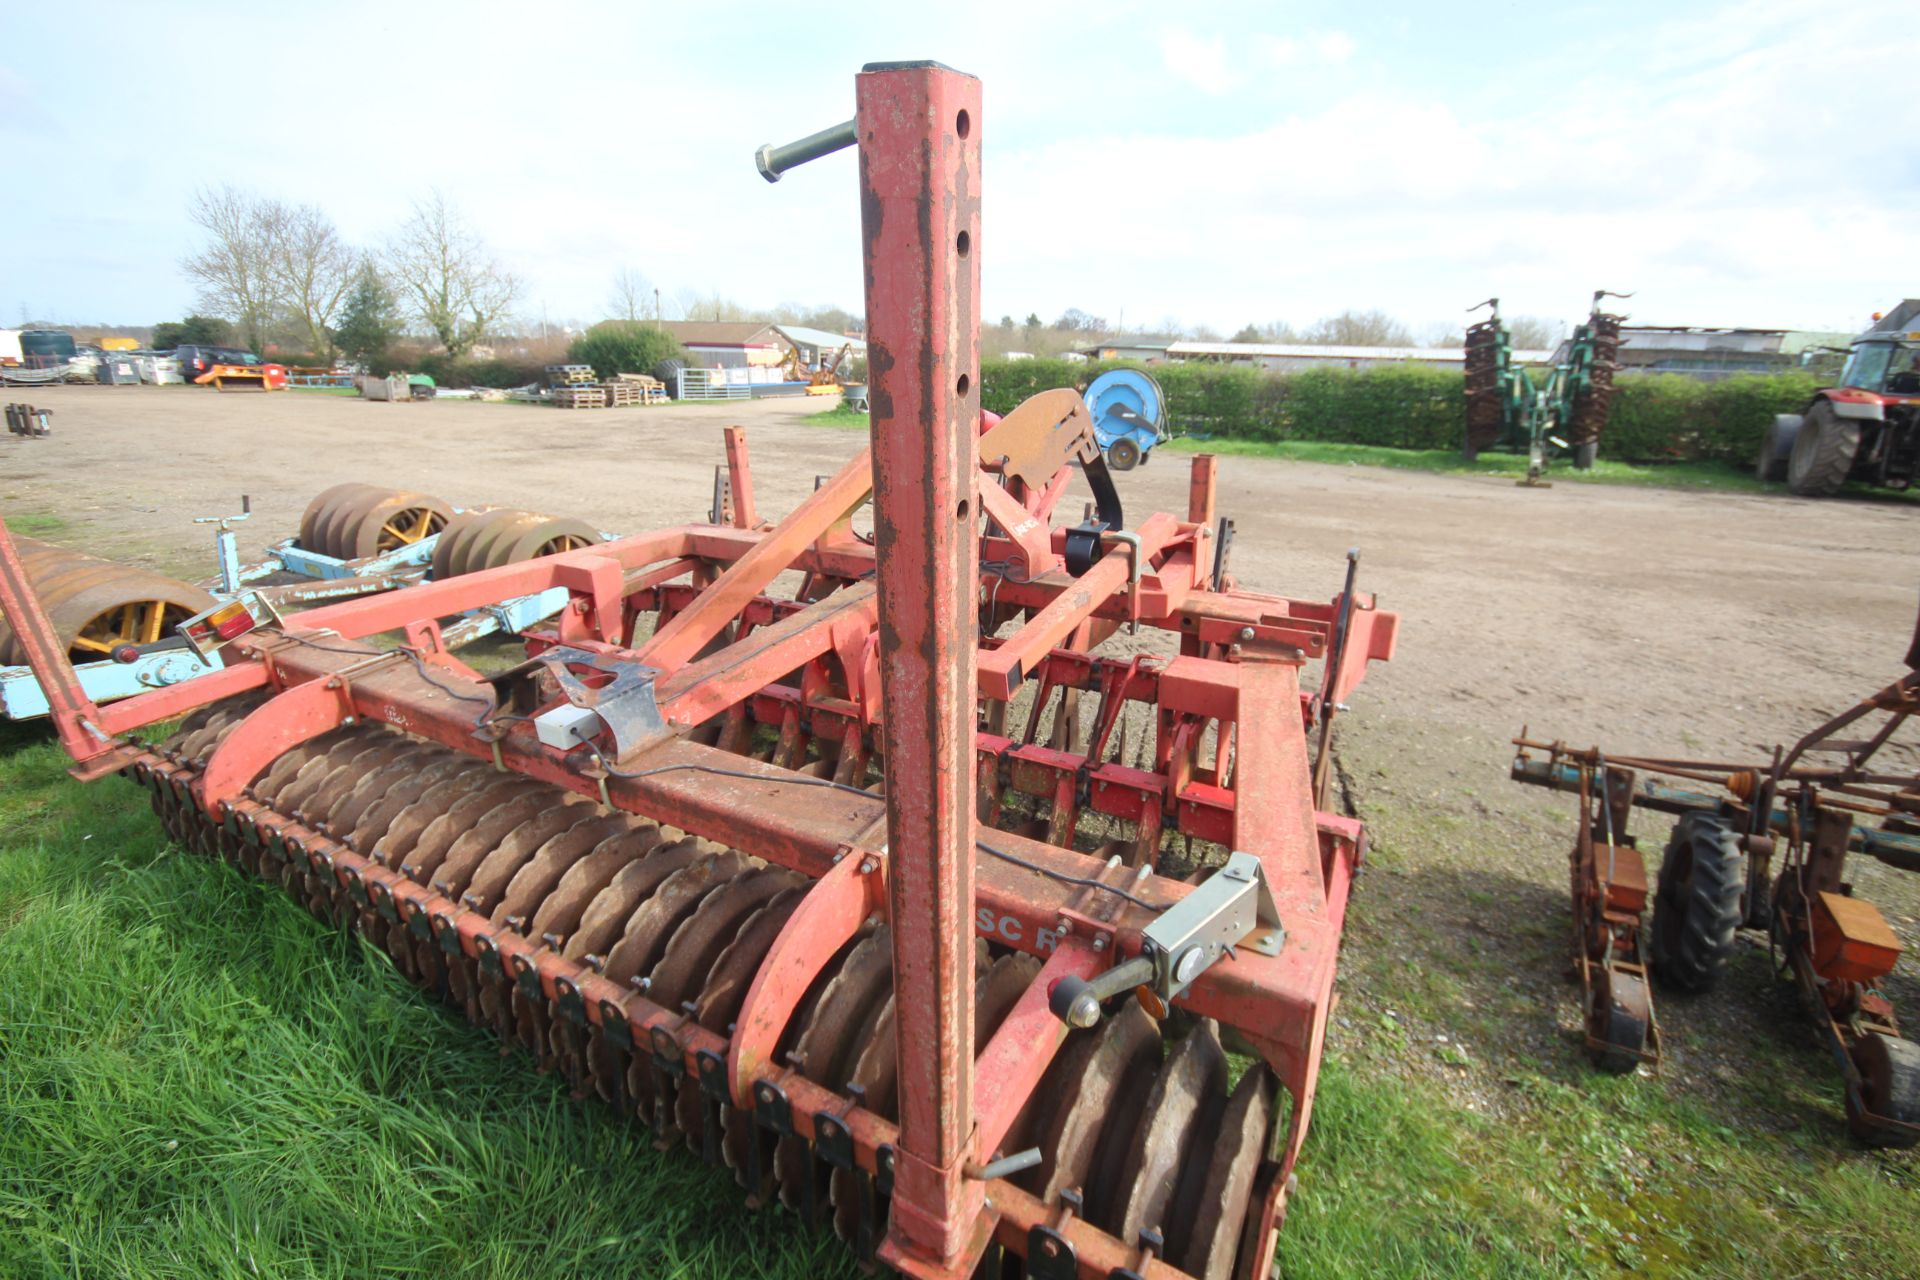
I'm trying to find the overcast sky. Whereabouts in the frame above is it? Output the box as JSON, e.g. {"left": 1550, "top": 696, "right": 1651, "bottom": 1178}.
{"left": 4, "top": 0, "right": 1915, "bottom": 338}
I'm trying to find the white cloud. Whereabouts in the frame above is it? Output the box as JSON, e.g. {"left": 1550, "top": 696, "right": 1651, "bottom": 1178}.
{"left": 1313, "top": 31, "right": 1356, "bottom": 65}
{"left": 1160, "top": 28, "right": 1242, "bottom": 94}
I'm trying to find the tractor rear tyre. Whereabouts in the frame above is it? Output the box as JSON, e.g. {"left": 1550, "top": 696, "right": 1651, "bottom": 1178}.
{"left": 1650, "top": 812, "right": 1744, "bottom": 993}
{"left": 1847, "top": 1032, "right": 1920, "bottom": 1148}
{"left": 1107, "top": 437, "right": 1141, "bottom": 471}
{"left": 1787, "top": 401, "right": 1859, "bottom": 497}
{"left": 1573, "top": 442, "right": 1598, "bottom": 470}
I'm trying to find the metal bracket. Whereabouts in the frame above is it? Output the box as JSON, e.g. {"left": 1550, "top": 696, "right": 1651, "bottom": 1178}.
{"left": 531, "top": 645, "right": 670, "bottom": 760}
{"left": 1049, "top": 850, "right": 1283, "bottom": 1027}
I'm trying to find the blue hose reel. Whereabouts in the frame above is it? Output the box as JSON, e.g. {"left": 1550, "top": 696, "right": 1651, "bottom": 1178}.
{"left": 1084, "top": 369, "right": 1167, "bottom": 470}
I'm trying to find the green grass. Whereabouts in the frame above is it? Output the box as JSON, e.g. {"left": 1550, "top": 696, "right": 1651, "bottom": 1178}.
{"left": 0, "top": 512, "right": 71, "bottom": 539}
{"left": 804, "top": 404, "right": 870, "bottom": 429}
{"left": 4, "top": 721, "right": 1919, "bottom": 1279}
{"left": 1159, "top": 438, "right": 1768, "bottom": 492}
{"left": 0, "top": 724, "right": 857, "bottom": 1280}
{"left": 799, "top": 414, "right": 1837, "bottom": 494}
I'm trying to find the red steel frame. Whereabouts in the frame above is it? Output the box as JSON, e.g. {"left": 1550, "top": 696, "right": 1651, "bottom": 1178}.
{"left": 0, "top": 61, "right": 1401, "bottom": 1280}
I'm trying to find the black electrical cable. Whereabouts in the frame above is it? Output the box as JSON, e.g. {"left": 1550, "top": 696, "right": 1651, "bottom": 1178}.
{"left": 278, "top": 630, "right": 501, "bottom": 720}
{"left": 285, "top": 634, "right": 1165, "bottom": 913}
{"left": 595, "top": 759, "right": 1163, "bottom": 912}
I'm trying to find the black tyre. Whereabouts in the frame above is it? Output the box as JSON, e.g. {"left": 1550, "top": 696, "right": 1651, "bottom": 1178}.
{"left": 1756, "top": 415, "right": 1797, "bottom": 482}
{"left": 1786, "top": 400, "right": 1859, "bottom": 496}
{"left": 1848, "top": 1032, "right": 1920, "bottom": 1148}
{"left": 1573, "top": 441, "right": 1598, "bottom": 470}
{"left": 1650, "top": 812, "right": 1745, "bottom": 993}
{"left": 1107, "top": 437, "right": 1141, "bottom": 471}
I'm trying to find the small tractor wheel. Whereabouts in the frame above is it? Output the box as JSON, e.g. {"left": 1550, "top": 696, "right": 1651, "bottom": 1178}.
{"left": 1650, "top": 812, "right": 1745, "bottom": 993}
{"left": 1786, "top": 400, "right": 1859, "bottom": 496}
{"left": 1847, "top": 1032, "right": 1920, "bottom": 1148}
{"left": 1573, "top": 442, "right": 1599, "bottom": 470}
{"left": 1587, "top": 968, "right": 1650, "bottom": 1074}
{"left": 1755, "top": 415, "right": 1797, "bottom": 482}
{"left": 1107, "top": 437, "right": 1142, "bottom": 471}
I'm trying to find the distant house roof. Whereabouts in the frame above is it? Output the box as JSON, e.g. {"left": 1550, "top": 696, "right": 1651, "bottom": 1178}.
{"left": 775, "top": 324, "right": 866, "bottom": 352}
{"left": 1166, "top": 341, "right": 1553, "bottom": 363}
{"left": 647, "top": 320, "right": 781, "bottom": 348}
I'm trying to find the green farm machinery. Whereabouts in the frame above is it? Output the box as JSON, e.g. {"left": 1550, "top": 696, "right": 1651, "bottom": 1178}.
{"left": 1463, "top": 291, "right": 1631, "bottom": 481}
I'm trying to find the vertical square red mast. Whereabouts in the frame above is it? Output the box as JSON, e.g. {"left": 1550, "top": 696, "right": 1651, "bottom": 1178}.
{"left": 854, "top": 61, "right": 990, "bottom": 1270}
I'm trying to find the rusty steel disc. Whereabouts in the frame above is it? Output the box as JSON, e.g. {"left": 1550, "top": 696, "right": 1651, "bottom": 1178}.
{"left": 775, "top": 925, "right": 895, "bottom": 1210}
{"left": 602, "top": 851, "right": 753, "bottom": 990}
{"left": 279, "top": 735, "right": 392, "bottom": 817}
{"left": 665, "top": 886, "right": 809, "bottom": 1140}
{"left": 564, "top": 838, "right": 705, "bottom": 964}
{"left": 440, "top": 785, "right": 581, "bottom": 914}
{"left": 314, "top": 743, "right": 443, "bottom": 836}
{"left": 399, "top": 782, "right": 560, "bottom": 890}
{"left": 341, "top": 490, "right": 453, "bottom": 560}
{"left": 399, "top": 777, "right": 549, "bottom": 888}
{"left": 296, "top": 737, "right": 420, "bottom": 827}
{"left": 1028, "top": 999, "right": 1161, "bottom": 1214}
{"left": 429, "top": 509, "right": 489, "bottom": 579}
{"left": 299, "top": 483, "right": 376, "bottom": 551}
{"left": 523, "top": 823, "right": 662, "bottom": 947}
{"left": 492, "top": 516, "right": 602, "bottom": 568}
{"left": 414, "top": 788, "right": 581, "bottom": 894}
{"left": 453, "top": 509, "right": 535, "bottom": 578}
{"left": 494, "top": 813, "right": 638, "bottom": 932}
{"left": 313, "top": 486, "right": 385, "bottom": 559}
{"left": 344, "top": 756, "right": 480, "bottom": 851}
{"left": 1111, "top": 1019, "right": 1229, "bottom": 1246}
{"left": 646, "top": 868, "right": 804, "bottom": 1016}
{"left": 1167, "top": 1065, "right": 1274, "bottom": 1280}
{"left": 367, "top": 768, "right": 501, "bottom": 869}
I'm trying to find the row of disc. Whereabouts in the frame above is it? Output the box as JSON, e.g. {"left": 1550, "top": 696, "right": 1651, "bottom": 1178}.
{"left": 427, "top": 507, "right": 601, "bottom": 580}
{"left": 296, "top": 482, "right": 602, "bottom": 579}
{"left": 150, "top": 702, "right": 1272, "bottom": 1280}
{"left": 298, "top": 483, "right": 453, "bottom": 560}
{"left": 0, "top": 535, "right": 213, "bottom": 666}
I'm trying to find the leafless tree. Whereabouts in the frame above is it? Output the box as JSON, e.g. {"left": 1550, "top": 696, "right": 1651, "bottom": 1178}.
{"left": 385, "top": 192, "right": 520, "bottom": 357}
{"left": 181, "top": 185, "right": 283, "bottom": 354}
{"left": 607, "top": 267, "right": 653, "bottom": 322}
{"left": 1507, "top": 315, "right": 1567, "bottom": 351}
{"left": 270, "top": 203, "right": 356, "bottom": 360}
{"left": 1300, "top": 309, "right": 1415, "bottom": 347}
{"left": 674, "top": 290, "right": 757, "bottom": 323}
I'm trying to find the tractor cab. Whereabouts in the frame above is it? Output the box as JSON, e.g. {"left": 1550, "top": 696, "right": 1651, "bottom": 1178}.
{"left": 1840, "top": 338, "right": 1920, "bottom": 398}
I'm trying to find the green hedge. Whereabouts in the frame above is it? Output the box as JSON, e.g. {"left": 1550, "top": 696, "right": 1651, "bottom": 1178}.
{"left": 979, "top": 358, "right": 1816, "bottom": 464}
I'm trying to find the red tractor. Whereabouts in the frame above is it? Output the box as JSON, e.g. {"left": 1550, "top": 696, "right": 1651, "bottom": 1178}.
{"left": 1759, "top": 300, "right": 1920, "bottom": 496}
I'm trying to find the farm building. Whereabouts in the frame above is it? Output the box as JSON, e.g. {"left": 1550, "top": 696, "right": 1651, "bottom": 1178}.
{"left": 1162, "top": 341, "right": 1554, "bottom": 372}
{"left": 773, "top": 324, "right": 866, "bottom": 371}
{"left": 1553, "top": 325, "right": 1855, "bottom": 381}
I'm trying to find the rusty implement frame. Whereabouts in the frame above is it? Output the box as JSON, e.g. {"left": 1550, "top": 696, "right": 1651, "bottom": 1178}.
{"left": 1513, "top": 639, "right": 1920, "bottom": 1146}
{"left": 0, "top": 62, "right": 1403, "bottom": 1280}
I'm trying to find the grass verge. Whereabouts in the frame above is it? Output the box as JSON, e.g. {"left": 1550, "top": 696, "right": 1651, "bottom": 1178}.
{"left": 804, "top": 404, "right": 870, "bottom": 429}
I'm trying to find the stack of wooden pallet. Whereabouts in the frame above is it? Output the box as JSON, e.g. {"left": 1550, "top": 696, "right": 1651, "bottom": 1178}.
{"left": 610, "top": 373, "right": 670, "bottom": 405}
{"left": 545, "top": 364, "right": 598, "bottom": 387}
{"left": 602, "top": 382, "right": 645, "bottom": 407}
{"left": 551, "top": 385, "right": 608, "bottom": 409}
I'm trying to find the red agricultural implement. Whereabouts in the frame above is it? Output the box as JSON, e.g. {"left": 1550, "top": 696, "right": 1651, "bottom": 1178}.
{"left": 1512, "top": 616, "right": 1920, "bottom": 1146}
{"left": 0, "top": 62, "right": 1398, "bottom": 1277}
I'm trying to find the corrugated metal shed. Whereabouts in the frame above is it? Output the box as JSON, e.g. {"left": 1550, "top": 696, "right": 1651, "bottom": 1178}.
{"left": 775, "top": 324, "right": 867, "bottom": 353}
{"left": 1165, "top": 341, "right": 1552, "bottom": 371}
